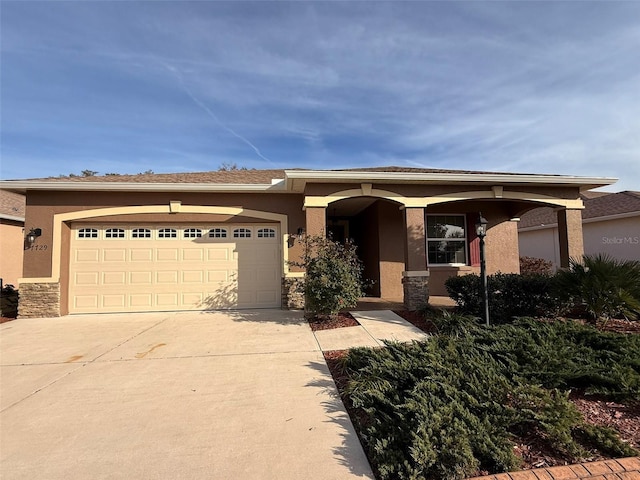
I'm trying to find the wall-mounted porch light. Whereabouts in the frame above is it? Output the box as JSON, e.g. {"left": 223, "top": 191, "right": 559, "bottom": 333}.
{"left": 475, "top": 213, "right": 490, "bottom": 326}
{"left": 25, "top": 228, "right": 42, "bottom": 247}
{"left": 288, "top": 227, "right": 306, "bottom": 247}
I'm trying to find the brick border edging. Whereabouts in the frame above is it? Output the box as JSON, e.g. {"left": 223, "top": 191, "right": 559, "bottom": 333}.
{"left": 467, "top": 457, "right": 640, "bottom": 480}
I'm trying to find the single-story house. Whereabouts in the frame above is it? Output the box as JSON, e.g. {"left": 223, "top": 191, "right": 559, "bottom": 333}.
{"left": 0, "top": 190, "right": 26, "bottom": 287}
{"left": 0, "top": 166, "right": 615, "bottom": 317}
{"left": 519, "top": 190, "right": 640, "bottom": 268}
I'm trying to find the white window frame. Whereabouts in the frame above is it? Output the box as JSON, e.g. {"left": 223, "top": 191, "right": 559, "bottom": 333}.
{"left": 257, "top": 228, "right": 276, "bottom": 238}
{"left": 183, "top": 228, "right": 203, "bottom": 238}
{"left": 105, "top": 227, "right": 126, "bottom": 239}
{"left": 233, "top": 228, "right": 252, "bottom": 238}
{"left": 158, "top": 228, "right": 177, "bottom": 239}
{"left": 208, "top": 228, "right": 228, "bottom": 238}
{"left": 132, "top": 228, "right": 152, "bottom": 239}
{"left": 77, "top": 227, "right": 98, "bottom": 239}
{"left": 426, "top": 214, "right": 468, "bottom": 266}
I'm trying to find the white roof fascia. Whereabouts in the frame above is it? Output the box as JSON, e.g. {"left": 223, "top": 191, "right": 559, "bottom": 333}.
{"left": 0, "top": 181, "right": 287, "bottom": 193}
{"left": 0, "top": 213, "right": 25, "bottom": 222}
{"left": 284, "top": 170, "right": 617, "bottom": 190}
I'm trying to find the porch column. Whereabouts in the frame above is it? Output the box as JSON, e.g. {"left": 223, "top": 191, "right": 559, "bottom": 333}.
{"left": 402, "top": 207, "right": 429, "bottom": 310}
{"left": 557, "top": 208, "right": 584, "bottom": 268}
{"left": 305, "top": 206, "right": 326, "bottom": 237}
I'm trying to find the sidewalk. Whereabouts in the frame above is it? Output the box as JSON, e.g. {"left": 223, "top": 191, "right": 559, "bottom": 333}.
{"left": 312, "top": 310, "right": 429, "bottom": 351}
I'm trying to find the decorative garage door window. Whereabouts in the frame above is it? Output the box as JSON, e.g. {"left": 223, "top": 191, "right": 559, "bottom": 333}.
{"left": 77, "top": 228, "right": 98, "bottom": 239}
{"left": 426, "top": 215, "right": 467, "bottom": 265}
{"left": 158, "top": 228, "right": 177, "bottom": 239}
{"left": 233, "top": 228, "right": 251, "bottom": 238}
{"left": 208, "top": 228, "right": 227, "bottom": 238}
{"left": 183, "top": 228, "right": 203, "bottom": 238}
{"left": 257, "top": 228, "right": 276, "bottom": 238}
{"left": 105, "top": 228, "right": 125, "bottom": 239}
{"left": 132, "top": 228, "right": 151, "bottom": 239}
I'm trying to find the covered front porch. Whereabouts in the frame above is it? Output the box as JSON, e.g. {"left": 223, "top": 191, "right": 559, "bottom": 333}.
{"left": 303, "top": 194, "right": 586, "bottom": 310}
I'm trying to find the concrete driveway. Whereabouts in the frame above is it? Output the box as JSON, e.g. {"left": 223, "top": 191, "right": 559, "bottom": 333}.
{"left": 0, "top": 311, "right": 374, "bottom": 479}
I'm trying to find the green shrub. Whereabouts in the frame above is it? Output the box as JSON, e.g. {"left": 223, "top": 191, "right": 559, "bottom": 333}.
{"left": 475, "top": 318, "right": 640, "bottom": 399}
{"left": 291, "top": 235, "right": 366, "bottom": 317}
{"left": 339, "top": 319, "right": 638, "bottom": 479}
{"left": 445, "top": 273, "right": 564, "bottom": 324}
{"left": 0, "top": 284, "right": 19, "bottom": 318}
{"left": 554, "top": 254, "right": 640, "bottom": 322}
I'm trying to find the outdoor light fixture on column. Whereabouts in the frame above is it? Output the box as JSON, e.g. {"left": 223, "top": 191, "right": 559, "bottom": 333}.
{"left": 25, "top": 228, "right": 42, "bottom": 247}
{"left": 475, "top": 213, "right": 490, "bottom": 326}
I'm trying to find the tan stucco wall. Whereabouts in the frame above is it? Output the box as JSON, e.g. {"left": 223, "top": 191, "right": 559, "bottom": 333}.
{"left": 558, "top": 209, "right": 584, "bottom": 267}
{"left": 22, "top": 191, "right": 306, "bottom": 279}
{"left": 404, "top": 207, "right": 427, "bottom": 272}
{"left": 0, "top": 220, "right": 24, "bottom": 286}
{"left": 377, "top": 201, "right": 405, "bottom": 298}
{"left": 520, "top": 215, "right": 640, "bottom": 267}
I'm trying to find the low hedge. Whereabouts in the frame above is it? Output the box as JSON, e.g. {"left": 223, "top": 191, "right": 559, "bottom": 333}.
{"left": 445, "top": 273, "right": 564, "bottom": 324}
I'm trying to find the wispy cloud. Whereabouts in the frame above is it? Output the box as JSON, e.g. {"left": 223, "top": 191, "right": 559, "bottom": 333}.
{"left": 1, "top": 1, "right": 639, "bottom": 189}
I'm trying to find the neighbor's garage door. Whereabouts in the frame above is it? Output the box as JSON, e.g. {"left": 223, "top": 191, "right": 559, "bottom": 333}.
{"left": 69, "top": 224, "right": 281, "bottom": 314}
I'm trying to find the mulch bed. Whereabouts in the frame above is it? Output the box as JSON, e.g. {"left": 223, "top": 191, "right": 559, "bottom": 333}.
{"left": 0, "top": 316, "right": 16, "bottom": 324}
{"left": 307, "top": 312, "right": 359, "bottom": 331}
{"left": 323, "top": 310, "right": 640, "bottom": 473}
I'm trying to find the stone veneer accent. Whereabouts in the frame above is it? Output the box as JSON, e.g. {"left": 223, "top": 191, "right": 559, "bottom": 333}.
{"left": 402, "top": 274, "right": 429, "bottom": 311}
{"left": 282, "top": 277, "right": 305, "bottom": 310}
{"left": 18, "top": 282, "right": 61, "bottom": 318}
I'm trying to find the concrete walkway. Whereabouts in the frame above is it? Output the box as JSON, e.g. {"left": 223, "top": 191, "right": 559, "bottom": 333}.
{"left": 0, "top": 311, "right": 375, "bottom": 480}
{"left": 313, "top": 310, "right": 429, "bottom": 351}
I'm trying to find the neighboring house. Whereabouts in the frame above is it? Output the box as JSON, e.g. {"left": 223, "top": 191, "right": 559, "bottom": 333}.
{"left": 519, "top": 191, "right": 640, "bottom": 267}
{"left": 0, "top": 167, "right": 614, "bottom": 317}
{"left": 0, "top": 190, "right": 26, "bottom": 287}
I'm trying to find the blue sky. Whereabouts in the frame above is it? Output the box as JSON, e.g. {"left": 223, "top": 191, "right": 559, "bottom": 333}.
{"left": 2, "top": 1, "right": 639, "bottom": 191}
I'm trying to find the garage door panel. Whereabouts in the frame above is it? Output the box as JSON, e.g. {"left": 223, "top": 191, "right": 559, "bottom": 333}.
{"left": 103, "top": 249, "right": 126, "bottom": 262}
{"left": 182, "top": 249, "right": 204, "bottom": 261}
{"left": 156, "top": 271, "right": 178, "bottom": 284}
{"left": 182, "top": 292, "right": 203, "bottom": 307}
{"left": 75, "top": 249, "right": 100, "bottom": 263}
{"left": 131, "top": 249, "right": 153, "bottom": 262}
{"left": 207, "top": 247, "right": 231, "bottom": 261}
{"left": 103, "top": 272, "right": 126, "bottom": 285}
{"left": 75, "top": 272, "right": 99, "bottom": 286}
{"left": 157, "top": 249, "right": 179, "bottom": 261}
{"left": 70, "top": 224, "right": 280, "bottom": 313}
{"left": 74, "top": 295, "right": 98, "bottom": 309}
{"left": 130, "top": 294, "right": 153, "bottom": 307}
{"left": 207, "top": 270, "right": 229, "bottom": 282}
{"left": 130, "top": 271, "right": 152, "bottom": 285}
{"left": 182, "top": 270, "right": 204, "bottom": 283}
{"left": 103, "top": 295, "right": 126, "bottom": 308}
{"left": 156, "top": 293, "right": 179, "bottom": 307}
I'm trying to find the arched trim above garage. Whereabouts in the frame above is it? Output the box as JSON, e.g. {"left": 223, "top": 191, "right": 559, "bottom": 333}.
{"left": 32, "top": 204, "right": 290, "bottom": 283}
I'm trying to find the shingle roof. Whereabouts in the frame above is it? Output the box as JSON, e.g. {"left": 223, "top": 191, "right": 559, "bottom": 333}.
{"left": 519, "top": 191, "right": 640, "bottom": 229}
{"left": 0, "top": 190, "right": 25, "bottom": 220}
{"left": 32, "top": 169, "right": 291, "bottom": 184}
{"left": 11, "top": 165, "right": 540, "bottom": 184}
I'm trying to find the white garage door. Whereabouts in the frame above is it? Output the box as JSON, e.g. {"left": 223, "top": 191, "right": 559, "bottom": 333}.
{"left": 69, "top": 224, "right": 281, "bottom": 314}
